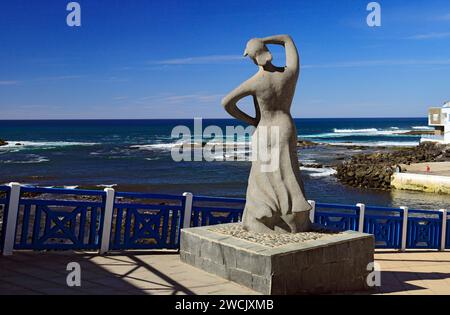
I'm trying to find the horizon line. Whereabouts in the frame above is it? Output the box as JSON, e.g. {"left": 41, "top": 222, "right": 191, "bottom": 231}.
{"left": 0, "top": 117, "right": 427, "bottom": 121}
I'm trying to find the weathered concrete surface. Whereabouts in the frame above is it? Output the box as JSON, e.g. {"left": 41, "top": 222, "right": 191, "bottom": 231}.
{"left": 180, "top": 224, "right": 375, "bottom": 294}
{"left": 222, "top": 35, "right": 311, "bottom": 233}
{"left": 391, "top": 172, "right": 450, "bottom": 195}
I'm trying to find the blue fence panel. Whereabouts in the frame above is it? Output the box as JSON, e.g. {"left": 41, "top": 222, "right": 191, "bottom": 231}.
{"left": 0, "top": 185, "right": 11, "bottom": 251}
{"left": 110, "top": 192, "right": 185, "bottom": 250}
{"left": 446, "top": 215, "right": 450, "bottom": 250}
{"left": 15, "top": 197, "right": 105, "bottom": 251}
{"left": 407, "top": 209, "right": 442, "bottom": 250}
{"left": 192, "top": 196, "right": 245, "bottom": 227}
{"left": 315, "top": 203, "right": 359, "bottom": 232}
{"left": 364, "top": 206, "right": 403, "bottom": 249}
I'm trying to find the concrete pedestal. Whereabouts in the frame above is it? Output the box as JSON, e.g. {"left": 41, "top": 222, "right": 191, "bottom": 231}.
{"left": 180, "top": 224, "right": 374, "bottom": 295}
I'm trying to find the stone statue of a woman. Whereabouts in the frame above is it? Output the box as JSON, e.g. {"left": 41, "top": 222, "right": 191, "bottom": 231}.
{"left": 222, "top": 35, "right": 311, "bottom": 234}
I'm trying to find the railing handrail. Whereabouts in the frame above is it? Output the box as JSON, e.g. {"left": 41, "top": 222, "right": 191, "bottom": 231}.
{"left": 115, "top": 191, "right": 184, "bottom": 201}
{"left": 20, "top": 186, "right": 106, "bottom": 196}
{"left": 316, "top": 203, "right": 360, "bottom": 211}
{"left": 193, "top": 195, "right": 246, "bottom": 203}
{"left": 6, "top": 185, "right": 446, "bottom": 213}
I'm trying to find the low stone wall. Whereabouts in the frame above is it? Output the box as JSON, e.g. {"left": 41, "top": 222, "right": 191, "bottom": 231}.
{"left": 180, "top": 223, "right": 374, "bottom": 295}
{"left": 391, "top": 172, "right": 450, "bottom": 195}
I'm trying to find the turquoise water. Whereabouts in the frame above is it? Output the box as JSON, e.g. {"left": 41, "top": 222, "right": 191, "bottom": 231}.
{"left": 0, "top": 118, "right": 448, "bottom": 209}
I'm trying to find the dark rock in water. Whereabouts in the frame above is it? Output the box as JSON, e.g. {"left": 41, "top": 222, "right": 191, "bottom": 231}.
{"left": 0, "top": 139, "right": 8, "bottom": 146}
{"left": 397, "top": 130, "right": 435, "bottom": 136}
{"left": 15, "top": 143, "right": 22, "bottom": 146}
{"left": 336, "top": 142, "right": 449, "bottom": 190}
{"left": 302, "top": 163, "right": 323, "bottom": 169}
{"left": 297, "top": 139, "right": 318, "bottom": 148}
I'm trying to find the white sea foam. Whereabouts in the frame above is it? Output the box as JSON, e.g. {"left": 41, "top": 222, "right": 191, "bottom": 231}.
{"left": 0, "top": 156, "right": 50, "bottom": 164}
{"left": 325, "top": 141, "right": 419, "bottom": 147}
{"left": 301, "top": 167, "right": 337, "bottom": 177}
{"left": 63, "top": 186, "right": 79, "bottom": 189}
{"left": 412, "top": 126, "right": 434, "bottom": 130}
{"left": 131, "top": 142, "right": 183, "bottom": 150}
{"left": 96, "top": 184, "right": 117, "bottom": 188}
{"left": 0, "top": 141, "right": 98, "bottom": 150}
{"left": 333, "top": 128, "right": 378, "bottom": 133}
{"left": 302, "top": 128, "right": 412, "bottom": 139}
{"left": 145, "top": 157, "right": 161, "bottom": 161}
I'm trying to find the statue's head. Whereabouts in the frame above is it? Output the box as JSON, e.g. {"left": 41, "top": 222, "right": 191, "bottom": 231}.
{"left": 243, "top": 38, "right": 273, "bottom": 67}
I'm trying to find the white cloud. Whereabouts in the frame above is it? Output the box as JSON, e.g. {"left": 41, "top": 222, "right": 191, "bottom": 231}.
{"left": 135, "top": 93, "right": 224, "bottom": 105}
{"left": 149, "top": 55, "right": 244, "bottom": 65}
{"left": 406, "top": 32, "right": 450, "bottom": 40}
{"left": 302, "top": 59, "right": 450, "bottom": 69}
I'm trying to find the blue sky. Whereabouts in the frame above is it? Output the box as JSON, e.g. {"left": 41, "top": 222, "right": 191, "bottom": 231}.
{"left": 1, "top": 0, "right": 450, "bottom": 119}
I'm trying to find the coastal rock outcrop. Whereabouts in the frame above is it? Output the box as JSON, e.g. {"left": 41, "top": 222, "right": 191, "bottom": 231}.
{"left": 297, "top": 139, "right": 319, "bottom": 148}
{"left": 0, "top": 139, "right": 8, "bottom": 146}
{"left": 336, "top": 142, "right": 449, "bottom": 190}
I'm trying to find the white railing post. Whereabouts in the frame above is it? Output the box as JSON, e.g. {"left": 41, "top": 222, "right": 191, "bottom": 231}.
{"left": 182, "top": 192, "right": 193, "bottom": 228}
{"left": 357, "top": 203, "right": 365, "bottom": 233}
{"left": 3, "top": 183, "right": 21, "bottom": 256}
{"left": 99, "top": 188, "right": 115, "bottom": 255}
{"left": 308, "top": 200, "right": 316, "bottom": 223}
{"left": 400, "top": 206, "right": 409, "bottom": 252}
{"left": 440, "top": 209, "right": 447, "bottom": 252}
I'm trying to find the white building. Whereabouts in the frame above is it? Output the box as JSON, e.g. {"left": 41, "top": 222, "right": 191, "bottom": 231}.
{"left": 421, "top": 101, "right": 450, "bottom": 144}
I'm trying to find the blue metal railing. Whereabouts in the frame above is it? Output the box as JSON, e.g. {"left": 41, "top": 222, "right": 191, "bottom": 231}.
{"left": 0, "top": 185, "right": 10, "bottom": 251}
{"left": 111, "top": 192, "right": 185, "bottom": 250}
{"left": 407, "top": 209, "right": 442, "bottom": 250}
{"left": 363, "top": 205, "right": 403, "bottom": 249}
{"left": 315, "top": 203, "right": 360, "bottom": 231}
{"left": 0, "top": 184, "right": 448, "bottom": 253}
{"left": 191, "top": 195, "right": 245, "bottom": 227}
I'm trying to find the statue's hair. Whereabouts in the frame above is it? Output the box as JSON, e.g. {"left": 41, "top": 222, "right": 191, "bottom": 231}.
{"left": 244, "top": 39, "right": 273, "bottom": 66}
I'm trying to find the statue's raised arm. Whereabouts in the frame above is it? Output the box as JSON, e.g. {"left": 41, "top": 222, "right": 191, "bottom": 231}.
{"left": 261, "top": 34, "right": 299, "bottom": 73}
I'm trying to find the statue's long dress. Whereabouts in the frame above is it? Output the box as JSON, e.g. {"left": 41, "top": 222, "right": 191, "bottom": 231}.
{"left": 242, "top": 109, "right": 311, "bottom": 233}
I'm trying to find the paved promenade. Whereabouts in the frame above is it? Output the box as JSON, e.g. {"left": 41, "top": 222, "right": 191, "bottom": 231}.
{"left": 402, "top": 162, "right": 450, "bottom": 176}
{"left": 0, "top": 250, "right": 449, "bottom": 295}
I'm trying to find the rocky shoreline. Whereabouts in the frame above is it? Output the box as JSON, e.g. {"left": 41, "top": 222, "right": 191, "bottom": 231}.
{"left": 0, "top": 139, "right": 7, "bottom": 146}
{"left": 335, "top": 142, "right": 450, "bottom": 190}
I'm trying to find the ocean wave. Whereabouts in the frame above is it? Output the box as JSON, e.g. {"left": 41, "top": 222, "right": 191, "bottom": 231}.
{"left": 131, "top": 143, "right": 182, "bottom": 150}
{"left": 1, "top": 156, "right": 50, "bottom": 164}
{"left": 333, "top": 128, "right": 378, "bottom": 133}
{"left": 0, "top": 141, "right": 99, "bottom": 151}
{"left": 302, "top": 128, "right": 412, "bottom": 139}
{"left": 131, "top": 140, "right": 251, "bottom": 151}
{"left": 325, "top": 141, "right": 419, "bottom": 147}
{"left": 301, "top": 167, "right": 337, "bottom": 178}
{"left": 412, "top": 126, "right": 434, "bottom": 130}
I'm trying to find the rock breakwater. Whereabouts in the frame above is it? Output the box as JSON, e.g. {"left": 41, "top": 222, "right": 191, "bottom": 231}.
{"left": 336, "top": 142, "right": 450, "bottom": 190}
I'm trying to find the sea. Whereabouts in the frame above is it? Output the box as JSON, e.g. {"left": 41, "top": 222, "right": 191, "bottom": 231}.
{"left": 1, "top": 118, "right": 449, "bottom": 210}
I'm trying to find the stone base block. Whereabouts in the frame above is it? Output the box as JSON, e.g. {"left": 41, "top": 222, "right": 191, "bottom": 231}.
{"left": 180, "top": 223, "right": 374, "bottom": 295}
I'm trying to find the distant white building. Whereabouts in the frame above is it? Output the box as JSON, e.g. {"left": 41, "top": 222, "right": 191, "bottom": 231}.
{"left": 421, "top": 101, "right": 450, "bottom": 144}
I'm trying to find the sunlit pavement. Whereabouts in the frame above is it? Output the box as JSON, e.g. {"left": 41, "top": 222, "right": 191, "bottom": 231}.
{"left": 0, "top": 250, "right": 449, "bottom": 295}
